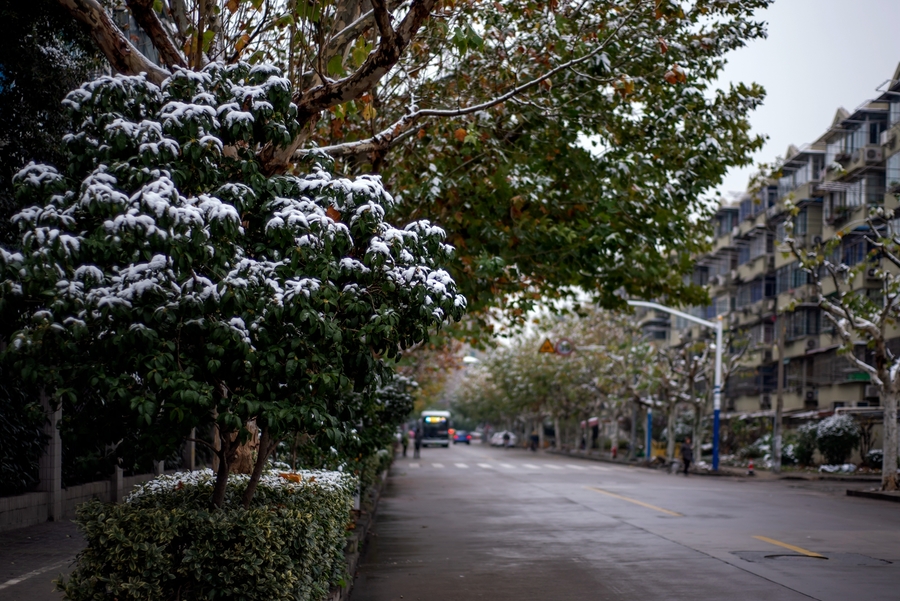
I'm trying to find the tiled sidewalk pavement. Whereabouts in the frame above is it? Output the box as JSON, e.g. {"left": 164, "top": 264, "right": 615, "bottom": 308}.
{"left": 0, "top": 521, "right": 84, "bottom": 601}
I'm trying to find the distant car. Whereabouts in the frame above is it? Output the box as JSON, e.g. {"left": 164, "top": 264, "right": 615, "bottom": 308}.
{"left": 490, "top": 431, "right": 517, "bottom": 447}
{"left": 453, "top": 430, "right": 472, "bottom": 444}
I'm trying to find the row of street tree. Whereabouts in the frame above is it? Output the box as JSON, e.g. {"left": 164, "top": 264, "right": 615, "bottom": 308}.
{"left": 453, "top": 306, "right": 746, "bottom": 463}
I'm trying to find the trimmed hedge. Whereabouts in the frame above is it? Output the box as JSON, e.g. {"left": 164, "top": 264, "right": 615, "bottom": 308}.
{"left": 58, "top": 469, "right": 356, "bottom": 601}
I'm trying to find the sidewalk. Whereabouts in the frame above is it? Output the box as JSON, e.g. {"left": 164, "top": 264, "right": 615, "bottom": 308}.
{"left": 0, "top": 520, "right": 82, "bottom": 600}
{"left": 846, "top": 488, "right": 900, "bottom": 503}
{"left": 545, "top": 448, "right": 884, "bottom": 482}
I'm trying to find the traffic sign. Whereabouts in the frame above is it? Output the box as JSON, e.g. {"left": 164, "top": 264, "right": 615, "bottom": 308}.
{"left": 538, "top": 338, "right": 556, "bottom": 354}
{"left": 555, "top": 338, "right": 574, "bottom": 355}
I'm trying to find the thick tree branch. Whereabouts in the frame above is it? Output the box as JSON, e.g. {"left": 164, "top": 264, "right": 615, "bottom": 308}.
{"left": 294, "top": 0, "right": 437, "bottom": 122}
{"left": 260, "top": 0, "right": 437, "bottom": 173}
{"left": 126, "top": 0, "right": 187, "bottom": 69}
{"left": 370, "top": 0, "right": 397, "bottom": 45}
{"left": 295, "top": 1, "right": 641, "bottom": 160}
{"left": 57, "top": 0, "right": 170, "bottom": 85}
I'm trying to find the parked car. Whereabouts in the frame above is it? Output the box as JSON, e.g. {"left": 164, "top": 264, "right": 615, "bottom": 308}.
{"left": 453, "top": 430, "right": 472, "bottom": 445}
{"left": 490, "top": 431, "right": 517, "bottom": 447}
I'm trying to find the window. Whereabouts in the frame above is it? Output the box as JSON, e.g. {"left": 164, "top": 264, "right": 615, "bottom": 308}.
{"left": 794, "top": 210, "right": 808, "bottom": 236}
{"left": 888, "top": 153, "right": 900, "bottom": 189}
{"left": 750, "top": 322, "right": 774, "bottom": 345}
{"left": 870, "top": 121, "right": 886, "bottom": 145}
{"left": 786, "top": 308, "right": 820, "bottom": 339}
{"left": 891, "top": 101, "right": 900, "bottom": 126}
{"left": 842, "top": 238, "right": 868, "bottom": 266}
{"left": 776, "top": 262, "right": 810, "bottom": 293}
{"left": 714, "top": 295, "right": 730, "bottom": 316}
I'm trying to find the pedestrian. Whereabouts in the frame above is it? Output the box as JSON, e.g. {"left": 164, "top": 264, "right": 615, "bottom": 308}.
{"left": 530, "top": 430, "right": 539, "bottom": 452}
{"left": 413, "top": 425, "right": 423, "bottom": 459}
{"left": 502, "top": 431, "right": 510, "bottom": 448}
{"left": 402, "top": 429, "right": 409, "bottom": 457}
{"left": 680, "top": 437, "right": 693, "bottom": 476}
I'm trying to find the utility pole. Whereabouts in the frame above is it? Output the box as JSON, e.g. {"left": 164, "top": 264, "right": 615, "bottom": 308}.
{"left": 773, "top": 313, "right": 786, "bottom": 474}
{"left": 627, "top": 300, "right": 724, "bottom": 470}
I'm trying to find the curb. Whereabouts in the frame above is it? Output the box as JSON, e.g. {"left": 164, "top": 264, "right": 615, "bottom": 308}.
{"left": 544, "top": 449, "right": 885, "bottom": 482}
{"left": 846, "top": 489, "right": 900, "bottom": 503}
{"left": 328, "top": 469, "right": 389, "bottom": 601}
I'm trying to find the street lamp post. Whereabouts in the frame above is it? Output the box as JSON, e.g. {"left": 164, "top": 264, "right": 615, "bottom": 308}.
{"left": 627, "top": 300, "right": 724, "bottom": 472}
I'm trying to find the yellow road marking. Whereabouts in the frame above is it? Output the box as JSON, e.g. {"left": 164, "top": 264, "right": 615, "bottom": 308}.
{"left": 587, "top": 487, "right": 683, "bottom": 517}
{"left": 753, "top": 536, "right": 825, "bottom": 558}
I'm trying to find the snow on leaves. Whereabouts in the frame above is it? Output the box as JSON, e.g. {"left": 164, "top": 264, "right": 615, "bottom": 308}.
{"left": 0, "top": 64, "right": 465, "bottom": 483}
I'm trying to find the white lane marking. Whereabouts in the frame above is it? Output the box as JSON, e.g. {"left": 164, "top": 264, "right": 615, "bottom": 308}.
{"left": 523, "top": 464, "right": 540, "bottom": 469}
{"left": 409, "top": 463, "right": 420, "bottom": 468}
{"left": 566, "top": 464, "right": 587, "bottom": 470}
{"left": 544, "top": 464, "right": 563, "bottom": 470}
{"left": 0, "top": 560, "right": 69, "bottom": 591}
{"left": 477, "top": 463, "right": 493, "bottom": 469}
{"left": 455, "top": 463, "right": 469, "bottom": 468}
{"left": 499, "top": 463, "right": 515, "bottom": 469}
{"left": 432, "top": 463, "right": 445, "bottom": 468}
{"left": 589, "top": 465, "right": 610, "bottom": 471}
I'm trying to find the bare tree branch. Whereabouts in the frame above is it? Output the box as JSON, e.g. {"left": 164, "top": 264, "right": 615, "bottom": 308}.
{"left": 57, "top": 0, "right": 171, "bottom": 85}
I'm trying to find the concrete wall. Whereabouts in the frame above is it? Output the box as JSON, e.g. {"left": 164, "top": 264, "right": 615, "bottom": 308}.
{"left": 1, "top": 472, "right": 166, "bottom": 533}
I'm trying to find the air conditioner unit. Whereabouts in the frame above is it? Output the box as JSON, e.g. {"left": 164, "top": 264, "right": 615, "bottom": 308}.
{"left": 866, "top": 267, "right": 881, "bottom": 280}
{"left": 865, "top": 384, "right": 880, "bottom": 398}
{"left": 805, "top": 390, "right": 818, "bottom": 401}
{"left": 812, "top": 236, "right": 823, "bottom": 246}
{"left": 880, "top": 129, "right": 896, "bottom": 149}
{"left": 864, "top": 146, "right": 883, "bottom": 163}
{"left": 760, "top": 394, "right": 772, "bottom": 410}
{"left": 806, "top": 338, "right": 818, "bottom": 350}
{"left": 763, "top": 350, "right": 773, "bottom": 362}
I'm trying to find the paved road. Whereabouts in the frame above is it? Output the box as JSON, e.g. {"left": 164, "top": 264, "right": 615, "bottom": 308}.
{"left": 351, "top": 444, "right": 900, "bottom": 601}
{"left": 0, "top": 520, "right": 82, "bottom": 600}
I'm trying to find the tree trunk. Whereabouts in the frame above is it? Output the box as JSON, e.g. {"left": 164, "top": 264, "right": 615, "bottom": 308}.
{"left": 666, "top": 403, "right": 677, "bottom": 462}
{"left": 883, "top": 390, "right": 899, "bottom": 491}
{"left": 692, "top": 404, "right": 703, "bottom": 463}
{"left": 773, "top": 316, "right": 785, "bottom": 474}
{"left": 611, "top": 417, "right": 619, "bottom": 458}
{"left": 554, "top": 416, "right": 561, "bottom": 450}
{"left": 241, "top": 427, "right": 275, "bottom": 508}
{"left": 230, "top": 420, "right": 259, "bottom": 474}
{"left": 628, "top": 401, "right": 638, "bottom": 461}
{"left": 56, "top": 0, "right": 170, "bottom": 84}
{"left": 210, "top": 429, "right": 236, "bottom": 509}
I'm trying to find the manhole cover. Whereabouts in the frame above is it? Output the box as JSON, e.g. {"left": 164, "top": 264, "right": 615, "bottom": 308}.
{"left": 733, "top": 551, "right": 891, "bottom": 567}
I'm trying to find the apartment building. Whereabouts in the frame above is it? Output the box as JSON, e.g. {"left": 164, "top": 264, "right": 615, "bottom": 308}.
{"left": 657, "top": 62, "right": 900, "bottom": 419}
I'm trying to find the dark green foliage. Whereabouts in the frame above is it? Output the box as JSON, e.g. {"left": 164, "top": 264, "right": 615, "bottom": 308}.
{"left": 1, "top": 64, "right": 463, "bottom": 507}
{"left": 816, "top": 414, "right": 860, "bottom": 465}
{"left": 0, "top": 0, "right": 102, "bottom": 247}
{"left": 0, "top": 363, "right": 48, "bottom": 496}
{"left": 794, "top": 422, "right": 818, "bottom": 467}
{"left": 58, "top": 470, "right": 355, "bottom": 601}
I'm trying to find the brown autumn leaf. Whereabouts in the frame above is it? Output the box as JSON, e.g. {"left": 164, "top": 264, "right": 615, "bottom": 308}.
{"left": 326, "top": 206, "right": 342, "bottom": 222}
{"left": 454, "top": 128, "right": 467, "bottom": 142}
{"left": 235, "top": 34, "right": 251, "bottom": 54}
{"left": 658, "top": 37, "right": 668, "bottom": 54}
{"left": 225, "top": 0, "right": 240, "bottom": 13}
{"left": 417, "top": 128, "right": 426, "bottom": 139}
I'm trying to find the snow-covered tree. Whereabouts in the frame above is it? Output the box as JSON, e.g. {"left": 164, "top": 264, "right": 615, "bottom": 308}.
{"left": 50, "top": 0, "right": 772, "bottom": 323}
{"left": 787, "top": 209, "right": 899, "bottom": 491}
{"left": 0, "top": 65, "right": 465, "bottom": 507}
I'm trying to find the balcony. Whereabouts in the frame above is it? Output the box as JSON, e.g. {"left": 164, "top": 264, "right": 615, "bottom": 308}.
{"left": 826, "top": 205, "right": 853, "bottom": 226}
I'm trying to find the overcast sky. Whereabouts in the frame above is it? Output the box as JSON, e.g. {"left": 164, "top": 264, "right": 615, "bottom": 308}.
{"left": 714, "top": 0, "right": 900, "bottom": 200}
